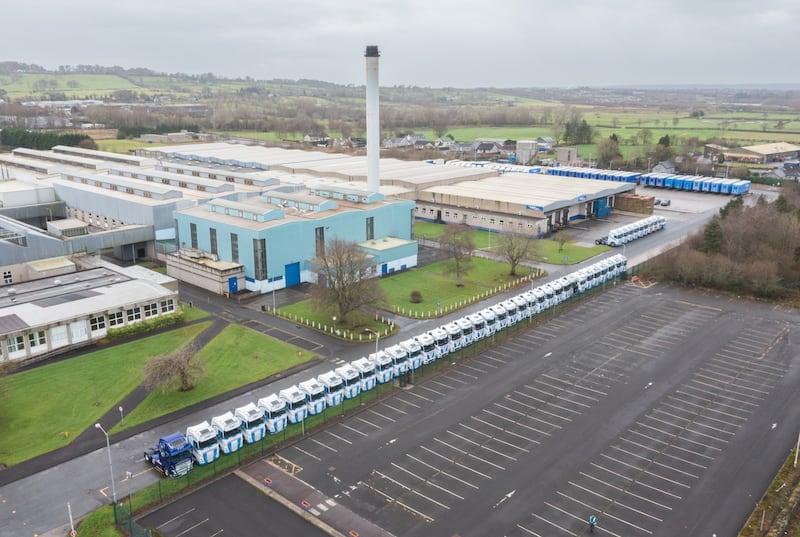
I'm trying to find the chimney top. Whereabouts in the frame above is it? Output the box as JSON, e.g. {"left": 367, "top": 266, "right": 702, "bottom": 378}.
{"left": 365, "top": 46, "right": 380, "bottom": 57}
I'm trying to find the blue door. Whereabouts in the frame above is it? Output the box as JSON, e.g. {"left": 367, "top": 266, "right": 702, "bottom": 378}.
{"left": 228, "top": 277, "right": 238, "bottom": 293}
{"left": 381, "top": 263, "right": 388, "bottom": 275}
{"left": 285, "top": 262, "right": 300, "bottom": 287}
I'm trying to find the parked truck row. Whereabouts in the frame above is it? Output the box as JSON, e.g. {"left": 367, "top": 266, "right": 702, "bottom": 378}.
{"left": 596, "top": 215, "right": 666, "bottom": 247}
{"left": 145, "top": 255, "right": 629, "bottom": 477}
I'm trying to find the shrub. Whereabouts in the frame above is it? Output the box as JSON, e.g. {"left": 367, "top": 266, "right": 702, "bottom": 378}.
{"left": 106, "top": 311, "right": 185, "bottom": 340}
{"left": 409, "top": 290, "right": 423, "bottom": 303}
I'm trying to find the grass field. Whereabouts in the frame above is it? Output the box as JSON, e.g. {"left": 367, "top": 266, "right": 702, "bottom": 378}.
{"left": 0, "top": 322, "right": 211, "bottom": 467}
{"left": 115, "top": 324, "right": 314, "bottom": 431}
{"left": 96, "top": 139, "right": 167, "bottom": 153}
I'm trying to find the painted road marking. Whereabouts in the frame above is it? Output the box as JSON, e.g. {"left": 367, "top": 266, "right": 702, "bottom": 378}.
{"left": 446, "top": 429, "right": 518, "bottom": 461}
{"left": 470, "top": 415, "right": 540, "bottom": 445}
{"left": 311, "top": 438, "right": 338, "bottom": 453}
{"left": 506, "top": 394, "right": 573, "bottom": 422}
{"left": 494, "top": 402, "right": 562, "bottom": 429}
{"left": 368, "top": 408, "right": 396, "bottom": 422}
{"left": 405, "top": 390, "right": 433, "bottom": 403}
{"left": 355, "top": 416, "right": 382, "bottom": 429}
{"left": 628, "top": 429, "right": 714, "bottom": 461}
{"left": 156, "top": 508, "right": 196, "bottom": 528}
{"left": 292, "top": 446, "right": 321, "bottom": 461}
{"left": 566, "top": 481, "right": 663, "bottom": 522}
{"left": 600, "top": 453, "right": 692, "bottom": 489}
{"left": 405, "top": 453, "right": 479, "bottom": 489}
{"left": 382, "top": 402, "right": 409, "bottom": 415}
{"left": 513, "top": 389, "right": 583, "bottom": 415}
{"left": 326, "top": 430, "right": 353, "bottom": 444}
{"left": 578, "top": 471, "right": 672, "bottom": 511}
{"left": 373, "top": 470, "right": 451, "bottom": 510}
{"left": 459, "top": 422, "right": 529, "bottom": 453}
{"left": 420, "top": 445, "right": 492, "bottom": 480}
{"left": 365, "top": 481, "right": 434, "bottom": 523}
{"left": 590, "top": 462, "right": 682, "bottom": 500}
{"left": 434, "top": 437, "right": 506, "bottom": 470}
{"left": 482, "top": 408, "right": 551, "bottom": 437}
{"left": 341, "top": 423, "right": 368, "bottom": 437}
{"left": 391, "top": 462, "right": 465, "bottom": 499}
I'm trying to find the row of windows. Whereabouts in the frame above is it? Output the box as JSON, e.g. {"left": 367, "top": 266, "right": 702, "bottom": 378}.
{"left": 416, "top": 207, "right": 535, "bottom": 228}
{"left": 3, "top": 300, "right": 176, "bottom": 357}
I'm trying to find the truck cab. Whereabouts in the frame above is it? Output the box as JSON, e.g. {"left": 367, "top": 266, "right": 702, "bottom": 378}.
{"left": 211, "top": 411, "right": 243, "bottom": 454}
{"left": 351, "top": 357, "right": 377, "bottom": 391}
{"left": 299, "top": 378, "right": 327, "bottom": 416}
{"left": 512, "top": 295, "right": 529, "bottom": 320}
{"left": 456, "top": 317, "right": 475, "bottom": 346}
{"left": 317, "top": 370, "right": 345, "bottom": 407}
{"left": 368, "top": 351, "right": 395, "bottom": 384}
{"left": 413, "top": 332, "right": 437, "bottom": 364}
{"left": 384, "top": 344, "right": 410, "bottom": 376}
{"left": 186, "top": 421, "right": 219, "bottom": 465}
{"left": 234, "top": 403, "right": 266, "bottom": 444}
{"left": 429, "top": 327, "right": 450, "bottom": 358}
{"left": 334, "top": 363, "right": 361, "bottom": 399}
{"left": 442, "top": 322, "right": 462, "bottom": 352}
{"left": 399, "top": 338, "right": 423, "bottom": 370}
{"left": 468, "top": 313, "right": 486, "bottom": 341}
{"left": 279, "top": 385, "right": 309, "bottom": 424}
{"left": 479, "top": 308, "right": 497, "bottom": 336}
{"left": 144, "top": 432, "right": 193, "bottom": 478}
{"left": 257, "top": 393, "right": 288, "bottom": 434}
{"left": 491, "top": 304, "right": 509, "bottom": 329}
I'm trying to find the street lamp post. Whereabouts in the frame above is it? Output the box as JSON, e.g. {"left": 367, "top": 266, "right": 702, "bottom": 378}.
{"left": 94, "top": 423, "right": 117, "bottom": 505}
{"left": 118, "top": 406, "right": 124, "bottom": 424}
{"left": 365, "top": 328, "right": 379, "bottom": 355}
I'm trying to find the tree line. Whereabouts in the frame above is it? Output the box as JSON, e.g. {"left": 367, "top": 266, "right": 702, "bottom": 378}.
{"left": 0, "top": 128, "right": 96, "bottom": 150}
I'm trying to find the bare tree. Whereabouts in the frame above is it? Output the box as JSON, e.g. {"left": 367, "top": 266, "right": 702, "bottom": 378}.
{"left": 556, "top": 231, "right": 574, "bottom": 253}
{"left": 311, "top": 239, "right": 387, "bottom": 323}
{"left": 498, "top": 230, "right": 537, "bottom": 276}
{"left": 143, "top": 341, "right": 205, "bottom": 393}
{"left": 440, "top": 224, "right": 475, "bottom": 285}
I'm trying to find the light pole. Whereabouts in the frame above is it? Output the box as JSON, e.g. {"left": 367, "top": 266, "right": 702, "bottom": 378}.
{"left": 365, "top": 328, "right": 379, "bottom": 355}
{"left": 94, "top": 423, "right": 117, "bottom": 505}
{"left": 332, "top": 315, "right": 337, "bottom": 335}
{"left": 118, "top": 406, "right": 124, "bottom": 424}
{"left": 271, "top": 275, "right": 276, "bottom": 312}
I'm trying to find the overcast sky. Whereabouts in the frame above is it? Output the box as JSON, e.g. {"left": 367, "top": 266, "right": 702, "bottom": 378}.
{"left": 3, "top": 0, "right": 799, "bottom": 88}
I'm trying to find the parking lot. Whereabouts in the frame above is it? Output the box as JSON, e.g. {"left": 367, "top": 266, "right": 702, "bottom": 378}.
{"left": 234, "top": 282, "right": 799, "bottom": 537}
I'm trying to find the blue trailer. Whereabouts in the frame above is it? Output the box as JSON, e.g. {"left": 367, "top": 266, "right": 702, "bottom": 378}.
{"left": 673, "top": 176, "right": 684, "bottom": 190}
{"left": 664, "top": 175, "right": 675, "bottom": 189}
{"left": 731, "top": 180, "right": 751, "bottom": 195}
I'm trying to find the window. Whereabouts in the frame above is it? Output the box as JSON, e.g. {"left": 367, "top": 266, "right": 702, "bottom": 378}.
{"left": 160, "top": 299, "right": 175, "bottom": 313}
{"left": 490, "top": 218, "right": 496, "bottom": 224}
{"left": 445, "top": 211, "right": 450, "bottom": 217}
{"left": 190, "top": 223, "right": 198, "bottom": 249}
{"left": 230, "top": 233, "right": 239, "bottom": 263}
{"left": 127, "top": 307, "right": 142, "bottom": 323}
{"left": 29, "top": 331, "right": 46, "bottom": 347}
{"left": 253, "top": 238, "right": 267, "bottom": 280}
{"left": 453, "top": 212, "right": 458, "bottom": 218}
{"left": 366, "top": 217, "right": 374, "bottom": 241}
{"left": 108, "top": 311, "right": 124, "bottom": 327}
{"left": 210, "top": 228, "right": 218, "bottom": 255}
{"left": 90, "top": 316, "right": 106, "bottom": 331}
{"left": 315, "top": 227, "right": 325, "bottom": 258}
{"left": 6, "top": 335, "right": 24, "bottom": 353}
{"left": 3, "top": 270, "right": 11, "bottom": 284}
{"left": 143, "top": 303, "right": 158, "bottom": 318}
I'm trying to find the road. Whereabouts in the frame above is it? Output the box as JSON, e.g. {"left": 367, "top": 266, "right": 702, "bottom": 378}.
{"left": 0, "top": 189, "right": 759, "bottom": 537}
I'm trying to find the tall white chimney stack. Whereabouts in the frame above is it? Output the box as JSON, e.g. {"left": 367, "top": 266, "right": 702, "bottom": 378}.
{"left": 365, "top": 45, "right": 380, "bottom": 193}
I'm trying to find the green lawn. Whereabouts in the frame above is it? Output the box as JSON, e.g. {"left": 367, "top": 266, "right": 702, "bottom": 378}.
{"left": 116, "top": 324, "right": 315, "bottom": 430}
{"left": 96, "top": 139, "right": 166, "bottom": 153}
{"left": 0, "top": 322, "right": 211, "bottom": 467}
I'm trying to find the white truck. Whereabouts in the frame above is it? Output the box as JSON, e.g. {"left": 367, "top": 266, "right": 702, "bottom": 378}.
{"left": 211, "top": 411, "right": 243, "bottom": 455}
{"left": 299, "top": 378, "right": 327, "bottom": 416}
{"left": 456, "top": 317, "right": 475, "bottom": 346}
{"left": 429, "top": 327, "right": 450, "bottom": 358}
{"left": 442, "top": 322, "right": 462, "bottom": 352}
{"left": 257, "top": 393, "right": 288, "bottom": 434}
{"left": 186, "top": 421, "right": 219, "bottom": 465}
{"left": 368, "top": 351, "right": 394, "bottom": 384}
{"left": 413, "top": 332, "right": 437, "bottom": 364}
{"left": 334, "top": 363, "right": 361, "bottom": 399}
{"left": 468, "top": 313, "right": 486, "bottom": 341}
{"left": 399, "top": 338, "right": 423, "bottom": 370}
{"left": 234, "top": 403, "right": 266, "bottom": 444}
{"left": 279, "top": 385, "right": 308, "bottom": 424}
{"left": 317, "top": 370, "right": 345, "bottom": 407}
{"left": 351, "top": 357, "right": 377, "bottom": 391}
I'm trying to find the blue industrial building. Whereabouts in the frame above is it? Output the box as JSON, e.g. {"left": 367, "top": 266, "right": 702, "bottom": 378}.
{"left": 172, "top": 184, "right": 417, "bottom": 294}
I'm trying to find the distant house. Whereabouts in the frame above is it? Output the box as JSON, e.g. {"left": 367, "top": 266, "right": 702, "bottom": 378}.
{"left": 651, "top": 161, "right": 676, "bottom": 174}
{"left": 450, "top": 142, "right": 477, "bottom": 155}
{"left": 383, "top": 133, "right": 426, "bottom": 149}
{"left": 475, "top": 142, "right": 501, "bottom": 156}
{"left": 303, "top": 134, "right": 331, "bottom": 147}
{"left": 537, "top": 136, "right": 556, "bottom": 152}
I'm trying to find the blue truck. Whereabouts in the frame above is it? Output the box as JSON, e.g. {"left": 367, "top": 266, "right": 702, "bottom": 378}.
{"left": 143, "top": 432, "right": 193, "bottom": 478}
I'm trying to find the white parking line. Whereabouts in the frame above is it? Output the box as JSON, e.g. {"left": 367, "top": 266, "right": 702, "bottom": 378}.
{"left": 365, "top": 481, "right": 435, "bottom": 523}
{"left": 418, "top": 384, "right": 446, "bottom": 397}
{"left": 394, "top": 396, "right": 421, "bottom": 409}
{"left": 433, "top": 437, "right": 506, "bottom": 470}
{"left": 636, "top": 421, "right": 723, "bottom": 452}
{"left": 702, "top": 362, "right": 774, "bottom": 383}
{"left": 617, "top": 438, "right": 707, "bottom": 470}
{"left": 578, "top": 471, "right": 673, "bottom": 511}
{"left": 368, "top": 408, "right": 396, "bottom": 422}
{"left": 627, "top": 429, "right": 714, "bottom": 461}
{"left": 555, "top": 492, "right": 654, "bottom": 534}
{"left": 446, "top": 429, "right": 518, "bottom": 461}
{"left": 524, "top": 384, "right": 592, "bottom": 408}
{"left": 589, "top": 462, "right": 682, "bottom": 500}
{"left": 662, "top": 398, "right": 744, "bottom": 425}
{"left": 342, "top": 423, "right": 369, "bottom": 437}
{"left": 174, "top": 518, "right": 210, "bottom": 537}
{"left": 541, "top": 374, "right": 607, "bottom": 397}
{"left": 450, "top": 369, "right": 478, "bottom": 381}
{"left": 515, "top": 523, "right": 543, "bottom": 536}
{"left": 462, "top": 363, "right": 489, "bottom": 374}
{"left": 653, "top": 408, "right": 736, "bottom": 436}
{"left": 431, "top": 379, "right": 459, "bottom": 390}
{"left": 693, "top": 372, "right": 770, "bottom": 396}
{"left": 532, "top": 511, "right": 578, "bottom": 536}
{"left": 420, "top": 445, "right": 493, "bottom": 480}
{"left": 293, "top": 445, "right": 321, "bottom": 461}
{"left": 644, "top": 414, "right": 730, "bottom": 445}
{"left": 390, "top": 462, "right": 465, "bottom": 499}
{"left": 459, "top": 422, "right": 529, "bottom": 453}
{"left": 506, "top": 394, "right": 573, "bottom": 422}
{"left": 482, "top": 408, "right": 552, "bottom": 437}
{"left": 373, "top": 470, "right": 451, "bottom": 510}
{"left": 470, "top": 415, "right": 539, "bottom": 445}
{"left": 493, "top": 402, "right": 562, "bottom": 429}
{"left": 716, "top": 353, "right": 786, "bottom": 374}
{"left": 405, "top": 390, "right": 434, "bottom": 403}
{"left": 481, "top": 352, "right": 508, "bottom": 364}
{"left": 382, "top": 402, "right": 409, "bottom": 415}
{"left": 609, "top": 444, "right": 700, "bottom": 479}
{"left": 356, "top": 416, "right": 382, "bottom": 429}
{"left": 513, "top": 389, "right": 583, "bottom": 415}
{"left": 406, "top": 453, "right": 479, "bottom": 489}
{"left": 675, "top": 388, "right": 753, "bottom": 414}
{"left": 688, "top": 378, "right": 763, "bottom": 403}
{"left": 545, "top": 501, "right": 627, "bottom": 537}
{"left": 311, "top": 438, "right": 338, "bottom": 453}
{"left": 326, "top": 430, "right": 353, "bottom": 444}
{"left": 473, "top": 357, "right": 499, "bottom": 369}
{"left": 600, "top": 453, "right": 691, "bottom": 489}
{"left": 157, "top": 508, "right": 196, "bottom": 528}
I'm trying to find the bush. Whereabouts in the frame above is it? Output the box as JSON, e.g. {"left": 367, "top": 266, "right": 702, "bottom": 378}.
{"left": 106, "top": 311, "right": 185, "bottom": 340}
{"left": 410, "top": 290, "right": 423, "bottom": 303}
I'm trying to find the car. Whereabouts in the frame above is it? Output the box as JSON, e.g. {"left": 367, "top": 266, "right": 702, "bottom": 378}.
{"left": 654, "top": 199, "right": 662, "bottom": 206}
{"left": 661, "top": 199, "right": 671, "bottom": 207}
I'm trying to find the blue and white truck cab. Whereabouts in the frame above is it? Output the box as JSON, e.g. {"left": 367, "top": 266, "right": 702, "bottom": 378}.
{"left": 456, "top": 317, "right": 475, "bottom": 346}
{"left": 279, "top": 385, "right": 309, "bottom": 424}
{"left": 257, "top": 393, "right": 288, "bottom": 434}
{"left": 468, "top": 313, "right": 486, "bottom": 340}
{"left": 211, "top": 411, "right": 243, "bottom": 454}
{"left": 429, "top": 327, "right": 451, "bottom": 358}
{"left": 317, "top": 370, "right": 345, "bottom": 408}
{"left": 351, "top": 357, "right": 377, "bottom": 391}
{"left": 334, "top": 363, "right": 361, "bottom": 399}
{"left": 299, "top": 378, "right": 327, "bottom": 416}
{"left": 479, "top": 308, "right": 497, "bottom": 335}
{"left": 186, "top": 421, "right": 219, "bottom": 465}
{"left": 234, "top": 402, "right": 266, "bottom": 444}
{"left": 369, "top": 350, "right": 396, "bottom": 383}
{"left": 413, "top": 332, "right": 438, "bottom": 364}
{"left": 384, "top": 344, "right": 410, "bottom": 376}
{"left": 442, "top": 322, "right": 463, "bottom": 352}
{"left": 399, "top": 338, "right": 423, "bottom": 370}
